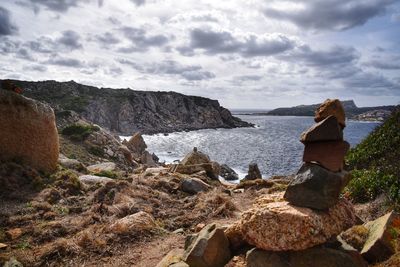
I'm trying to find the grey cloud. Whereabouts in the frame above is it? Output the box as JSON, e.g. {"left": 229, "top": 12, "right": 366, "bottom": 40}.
{"left": 0, "top": 37, "right": 20, "bottom": 54}
{"left": 28, "top": 0, "right": 79, "bottom": 12}
{"left": 367, "top": 59, "right": 400, "bottom": 70}
{"left": 94, "top": 32, "right": 120, "bottom": 47}
{"left": 130, "top": 0, "right": 146, "bottom": 6}
{"left": 264, "top": 0, "right": 395, "bottom": 31}
{"left": 119, "top": 27, "right": 169, "bottom": 52}
{"left": 182, "top": 28, "right": 295, "bottom": 57}
{"left": 47, "top": 55, "right": 84, "bottom": 67}
{"left": 342, "top": 72, "right": 400, "bottom": 95}
{"left": 23, "top": 64, "right": 47, "bottom": 72}
{"left": 105, "top": 67, "right": 123, "bottom": 76}
{"left": 118, "top": 59, "right": 215, "bottom": 80}
{"left": 235, "top": 75, "right": 263, "bottom": 81}
{"left": 0, "top": 7, "right": 18, "bottom": 35}
{"left": 57, "top": 30, "right": 82, "bottom": 50}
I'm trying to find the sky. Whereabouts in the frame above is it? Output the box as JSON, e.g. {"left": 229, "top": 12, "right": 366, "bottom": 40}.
{"left": 0, "top": 0, "right": 400, "bottom": 109}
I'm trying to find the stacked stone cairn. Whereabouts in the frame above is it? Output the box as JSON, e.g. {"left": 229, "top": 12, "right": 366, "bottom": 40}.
{"left": 284, "top": 98, "right": 351, "bottom": 210}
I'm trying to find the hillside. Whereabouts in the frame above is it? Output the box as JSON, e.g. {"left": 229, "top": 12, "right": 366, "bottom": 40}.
{"left": 266, "top": 100, "right": 396, "bottom": 119}
{"left": 345, "top": 107, "right": 400, "bottom": 205}
{"left": 4, "top": 80, "right": 252, "bottom": 135}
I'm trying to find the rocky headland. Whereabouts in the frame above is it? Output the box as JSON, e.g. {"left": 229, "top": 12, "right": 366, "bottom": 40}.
{"left": 3, "top": 79, "right": 253, "bottom": 135}
{"left": 0, "top": 86, "right": 399, "bottom": 267}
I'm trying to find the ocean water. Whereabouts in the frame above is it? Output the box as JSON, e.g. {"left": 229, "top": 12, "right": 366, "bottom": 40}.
{"left": 122, "top": 116, "right": 380, "bottom": 178}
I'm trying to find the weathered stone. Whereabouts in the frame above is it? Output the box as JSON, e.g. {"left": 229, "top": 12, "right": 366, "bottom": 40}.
{"left": 5, "top": 228, "right": 23, "bottom": 240}
{"left": 0, "top": 243, "right": 7, "bottom": 249}
{"left": 220, "top": 164, "right": 239, "bottom": 180}
{"left": 87, "top": 162, "right": 116, "bottom": 173}
{"left": 246, "top": 247, "right": 367, "bottom": 267}
{"left": 0, "top": 90, "right": 59, "bottom": 173}
{"left": 301, "top": 115, "right": 343, "bottom": 143}
{"left": 172, "top": 163, "right": 219, "bottom": 179}
{"left": 284, "top": 163, "right": 351, "bottom": 210}
{"left": 126, "top": 132, "right": 147, "bottom": 157}
{"left": 243, "top": 163, "right": 262, "bottom": 180}
{"left": 225, "top": 223, "right": 247, "bottom": 252}
{"left": 181, "top": 147, "right": 210, "bottom": 165}
{"left": 58, "top": 157, "right": 87, "bottom": 172}
{"left": 79, "top": 175, "right": 114, "bottom": 185}
{"left": 315, "top": 99, "right": 346, "bottom": 127}
{"left": 239, "top": 192, "right": 356, "bottom": 251}
{"left": 183, "top": 223, "right": 232, "bottom": 267}
{"left": 141, "top": 150, "right": 158, "bottom": 167}
{"left": 156, "top": 249, "right": 185, "bottom": 267}
{"left": 303, "top": 141, "right": 350, "bottom": 172}
{"left": 180, "top": 178, "right": 210, "bottom": 194}
{"left": 361, "top": 212, "right": 400, "bottom": 263}
{"left": 109, "top": 211, "right": 156, "bottom": 234}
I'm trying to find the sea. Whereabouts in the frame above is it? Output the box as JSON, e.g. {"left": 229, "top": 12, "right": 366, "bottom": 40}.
{"left": 122, "top": 115, "right": 380, "bottom": 179}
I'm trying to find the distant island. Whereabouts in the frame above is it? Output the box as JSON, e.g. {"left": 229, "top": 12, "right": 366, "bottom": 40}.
{"left": 245, "top": 100, "right": 396, "bottom": 121}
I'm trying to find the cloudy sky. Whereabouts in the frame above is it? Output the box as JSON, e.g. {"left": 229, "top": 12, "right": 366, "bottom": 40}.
{"left": 1, "top": 0, "right": 400, "bottom": 108}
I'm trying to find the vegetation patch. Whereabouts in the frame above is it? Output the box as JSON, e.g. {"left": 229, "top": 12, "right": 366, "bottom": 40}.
{"left": 93, "top": 170, "right": 118, "bottom": 179}
{"left": 345, "top": 107, "right": 400, "bottom": 206}
{"left": 61, "top": 124, "right": 100, "bottom": 141}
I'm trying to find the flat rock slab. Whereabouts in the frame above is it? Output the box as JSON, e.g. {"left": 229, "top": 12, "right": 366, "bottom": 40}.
{"left": 246, "top": 247, "right": 367, "bottom": 267}
{"left": 239, "top": 192, "right": 356, "bottom": 251}
{"left": 284, "top": 163, "right": 351, "bottom": 210}
{"left": 180, "top": 178, "right": 211, "bottom": 194}
{"left": 315, "top": 99, "right": 346, "bottom": 128}
{"left": 301, "top": 115, "right": 343, "bottom": 143}
{"left": 303, "top": 140, "right": 350, "bottom": 172}
{"left": 79, "top": 175, "right": 113, "bottom": 185}
{"left": 87, "top": 162, "right": 116, "bottom": 173}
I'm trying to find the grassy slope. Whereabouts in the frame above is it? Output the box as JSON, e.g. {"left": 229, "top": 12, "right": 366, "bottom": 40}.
{"left": 345, "top": 107, "right": 400, "bottom": 205}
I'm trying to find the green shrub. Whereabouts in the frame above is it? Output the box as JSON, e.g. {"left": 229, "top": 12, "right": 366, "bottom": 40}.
{"left": 61, "top": 124, "right": 100, "bottom": 141}
{"left": 88, "top": 145, "right": 104, "bottom": 157}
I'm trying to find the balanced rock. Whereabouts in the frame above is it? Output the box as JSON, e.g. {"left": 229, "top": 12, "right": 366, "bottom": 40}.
{"left": 239, "top": 192, "right": 356, "bottom": 251}
{"left": 284, "top": 163, "right": 351, "bottom": 210}
{"left": 0, "top": 90, "right": 59, "bottom": 173}
{"left": 180, "top": 177, "right": 210, "bottom": 194}
{"left": 181, "top": 147, "right": 211, "bottom": 165}
{"left": 183, "top": 223, "right": 232, "bottom": 267}
{"left": 246, "top": 247, "right": 367, "bottom": 267}
{"left": 315, "top": 99, "right": 346, "bottom": 128}
{"left": 244, "top": 163, "right": 262, "bottom": 180}
{"left": 303, "top": 140, "right": 350, "bottom": 172}
{"left": 220, "top": 164, "right": 239, "bottom": 180}
{"left": 126, "top": 132, "right": 147, "bottom": 157}
{"left": 301, "top": 115, "right": 343, "bottom": 143}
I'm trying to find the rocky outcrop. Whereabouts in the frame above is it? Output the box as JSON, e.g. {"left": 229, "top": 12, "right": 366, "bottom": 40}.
{"left": 0, "top": 90, "right": 59, "bottom": 173}
{"left": 238, "top": 192, "right": 356, "bottom": 251}
{"left": 125, "top": 132, "right": 147, "bottom": 157}
{"left": 11, "top": 80, "right": 253, "bottom": 135}
{"left": 243, "top": 163, "right": 262, "bottom": 180}
{"left": 220, "top": 164, "right": 239, "bottom": 181}
{"left": 180, "top": 178, "right": 211, "bottom": 194}
{"left": 109, "top": 211, "right": 156, "bottom": 235}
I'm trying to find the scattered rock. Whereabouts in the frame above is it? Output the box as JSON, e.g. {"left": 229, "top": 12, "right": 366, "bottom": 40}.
{"left": 58, "top": 157, "right": 87, "bottom": 172}
{"left": 109, "top": 211, "right": 156, "bottom": 235}
{"left": 220, "top": 164, "right": 239, "bottom": 180}
{"left": 141, "top": 150, "right": 158, "bottom": 167}
{"left": 172, "top": 163, "right": 220, "bottom": 179}
{"left": 340, "top": 225, "right": 370, "bottom": 251}
{"left": 239, "top": 192, "right": 356, "bottom": 251}
{"left": 126, "top": 132, "right": 147, "bottom": 157}
{"left": 225, "top": 223, "right": 247, "bottom": 252}
{"left": 361, "top": 212, "right": 400, "bottom": 263}
{"left": 315, "top": 98, "right": 346, "bottom": 127}
{"left": 246, "top": 247, "right": 367, "bottom": 267}
{"left": 79, "top": 175, "right": 114, "bottom": 185}
{"left": 300, "top": 115, "right": 343, "bottom": 143}
{"left": 284, "top": 163, "right": 351, "bottom": 210}
{"left": 5, "top": 228, "right": 23, "bottom": 240}
{"left": 0, "top": 90, "right": 59, "bottom": 173}
{"left": 303, "top": 141, "right": 350, "bottom": 172}
{"left": 183, "top": 223, "right": 232, "bottom": 267}
{"left": 181, "top": 147, "right": 211, "bottom": 165}
{"left": 243, "top": 163, "right": 261, "bottom": 180}
{"left": 156, "top": 249, "right": 185, "bottom": 267}
{"left": 87, "top": 162, "right": 116, "bottom": 173}
{"left": 0, "top": 243, "right": 8, "bottom": 249}
{"left": 180, "top": 178, "right": 211, "bottom": 194}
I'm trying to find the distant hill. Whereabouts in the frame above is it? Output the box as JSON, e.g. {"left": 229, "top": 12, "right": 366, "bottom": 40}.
{"left": 265, "top": 100, "right": 396, "bottom": 119}
{"left": 2, "top": 80, "right": 253, "bottom": 135}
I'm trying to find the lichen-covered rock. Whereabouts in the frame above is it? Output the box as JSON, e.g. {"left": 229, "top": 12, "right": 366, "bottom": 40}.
{"left": 315, "top": 99, "right": 346, "bottom": 127}
{"left": 87, "top": 162, "right": 116, "bottom": 173}
{"left": 156, "top": 249, "right": 186, "bottom": 267}
{"left": 183, "top": 223, "right": 232, "bottom": 267}
{"left": 300, "top": 115, "right": 343, "bottom": 143}
{"left": 0, "top": 90, "right": 59, "bottom": 172}
{"left": 284, "top": 163, "right": 351, "bottom": 210}
{"left": 239, "top": 192, "right": 356, "bottom": 251}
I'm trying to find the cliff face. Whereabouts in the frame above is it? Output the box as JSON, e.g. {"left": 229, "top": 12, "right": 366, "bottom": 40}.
{"left": 7, "top": 80, "right": 252, "bottom": 135}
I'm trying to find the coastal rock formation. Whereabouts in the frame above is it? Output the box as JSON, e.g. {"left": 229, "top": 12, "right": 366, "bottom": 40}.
{"left": 12, "top": 79, "right": 253, "bottom": 135}
{"left": 126, "top": 132, "right": 147, "bottom": 157}
{"left": 180, "top": 177, "right": 210, "bottom": 194}
{"left": 243, "top": 163, "right": 262, "bottom": 180}
{"left": 220, "top": 164, "right": 239, "bottom": 181}
{"left": 284, "top": 163, "right": 351, "bottom": 210}
{"left": 0, "top": 90, "right": 59, "bottom": 173}
{"left": 239, "top": 192, "right": 356, "bottom": 251}
{"left": 300, "top": 115, "right": 343, "bottom": 143}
